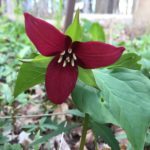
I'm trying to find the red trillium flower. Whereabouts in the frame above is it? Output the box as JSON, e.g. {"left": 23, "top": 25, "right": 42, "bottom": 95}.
{"left": 24, "top": 13, "right": 125, "bottom": 104}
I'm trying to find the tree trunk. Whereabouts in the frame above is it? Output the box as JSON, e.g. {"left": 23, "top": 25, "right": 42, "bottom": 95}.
{"left": 95, "top": 0, "right": 109, "bottom": 13}
{"left": 63, "top": 0, "right": 75, "bottom": 31}
{"left": 83, "top": 0, "right": 92, "bottom": 13}
{"left": 107, "top": 0, "right": 114, "bottom": 14}
{"left": 113, "top": 0, "right": 119, "bottom": 13}
{"left": 133, "top": 0, "right": 150, "bottom": 33}
{"left": 32, "top": 0, "right": 49, "bottom": 17}
{"left": 132, "top": 0, "right": 138, "bottom": 13}
{"left": 107, "top": 0, "right": 120, "bottom": 14}
{"left": 0, "top": 0, "right": 1, "bottom": 15}
{"left": 6, "top": 0, "right": 15, "bottom": 17}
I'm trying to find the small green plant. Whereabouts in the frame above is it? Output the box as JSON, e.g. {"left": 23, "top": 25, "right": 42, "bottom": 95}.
{"left": 13, "top": 11, "right": 150, "bottom": 150}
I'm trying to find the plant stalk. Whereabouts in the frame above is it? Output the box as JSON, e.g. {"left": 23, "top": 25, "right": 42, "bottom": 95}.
{"left": 79, "top": 113, "right": 89, "bottom": 150}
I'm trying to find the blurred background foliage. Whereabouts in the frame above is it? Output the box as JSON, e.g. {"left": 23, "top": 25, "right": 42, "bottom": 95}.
{"left": 0, "top": 0, "right": 150, "bottom": 149}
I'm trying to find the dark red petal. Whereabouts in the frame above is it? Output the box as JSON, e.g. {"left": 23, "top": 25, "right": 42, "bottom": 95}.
{"left": 45, "top": 57, "right": 78, "bottom": 104}
{"left": 24, "top": 13, "right": 71, "bottom": 56}
{"left": 73, "top": 41, "right": 125, "bottom": 69}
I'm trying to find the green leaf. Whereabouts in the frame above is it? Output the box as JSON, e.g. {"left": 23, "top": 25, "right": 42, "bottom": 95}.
{"left": 14, "top": 55, "right": 51, "bottom": 97}
{"left": 72, "top": 81, "right": 117, "bottom": 126}
{"left": 139, "top": 49, "right": 150, "bottom": 70}
{"left": 0, "top": 83, "right": 13, "bottom": 103}
{"left": 72, "top": 68, "right": 150, "bottom": 150}
{"left": 33, "top": 130, "right": 42, "bottom": 150}
{"left": 31, "top": 123, "right": 79, "bottom": 146}
{"left": 108, "top": 53, "right": 141, "bottom": 70}
{"left": 78, "top": 67, "right": 97, "bottom": 88}
{"left": 3, "top": 143, "right": 22, "bottom": 150}
{"left": 65, "top": 9, "right": 82, "bottom": 41}
{"left": 145, "top": 129, "right": 150, "bottom": 146}
{"left": 90, "top": 121, "right": 120, "bottom": 150}
{"left": 0, "top": 134, "right": 8, "bottom": 144}
{"left": 66, "top": 109, "right": 84, "bottom": 117}
{"left": 89, "top": 22, "right": 105, "bottom": 42}
{"left": 94, "top": 68, "right": 150, "bottom": 150}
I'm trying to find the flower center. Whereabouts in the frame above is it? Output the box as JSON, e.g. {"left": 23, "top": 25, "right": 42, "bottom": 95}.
{"left": 57, "top": 48, "right": 77, "bottom": 67}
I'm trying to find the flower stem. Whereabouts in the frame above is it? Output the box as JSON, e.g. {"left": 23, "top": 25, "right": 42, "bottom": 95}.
{"left": 79, "top": 113, "right": 89, "bottom": 150}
